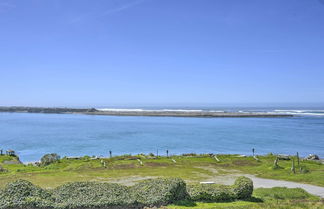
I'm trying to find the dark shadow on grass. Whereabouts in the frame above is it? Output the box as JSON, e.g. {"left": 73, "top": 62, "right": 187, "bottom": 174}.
{"left": 172, "top": 199, "right": 197, "bottom": 207}
{"left": 243, "top": 196, "right": 263, "bottom": 203}
{"left": 172, "top": 197, "right": 263, "bottom": 207}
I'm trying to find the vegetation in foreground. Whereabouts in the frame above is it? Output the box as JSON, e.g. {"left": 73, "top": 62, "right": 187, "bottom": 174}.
{"left": 168, "top": 187, "right": 323, "bottom": 209}
{"left": 0, "top": 177, "right": 322, "bottom": 209}
{"left": 0, "top": 153, "right": 323, "bottom": 188}
{"left": 0, "top": 154, "right": 323, "bottom": 208}
{"left": 0, "top": 177, "right": 253, "bottom": 209}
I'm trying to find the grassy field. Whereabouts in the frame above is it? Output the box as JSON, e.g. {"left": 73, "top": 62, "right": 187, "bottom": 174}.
{"left": 0, "top": 153, "right": 323, "bottom": 189}
{"left": 167, "top": 187, "right": 323, "bottom": 209}
{"left": 0, "top": 154, "right": 323, "bottom": 208}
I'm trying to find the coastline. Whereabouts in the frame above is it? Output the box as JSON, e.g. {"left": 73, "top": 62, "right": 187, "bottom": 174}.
{"left": 0, "top": 106, "right": 293, "bottom": 118}
{"left": 85, "top": 110, "right": 292, "bottom": 117}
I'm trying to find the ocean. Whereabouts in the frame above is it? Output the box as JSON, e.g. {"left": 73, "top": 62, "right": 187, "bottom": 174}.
{"left": 1, "top": 107, "right": 324, "bottom": 162}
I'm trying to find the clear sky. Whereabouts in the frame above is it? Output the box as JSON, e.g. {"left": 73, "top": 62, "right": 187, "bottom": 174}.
{"left": 0, "top": 0, "right": 324, "bottom": 107}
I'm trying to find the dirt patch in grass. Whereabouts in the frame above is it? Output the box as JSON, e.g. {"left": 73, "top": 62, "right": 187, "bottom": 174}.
{"left": 109, "top": 176, "right": 157, "bottom": 186}
{"left": 113, "top": 164, "right": 136, "bottom": 169}
{"left": 195, "top": 166, "right": 219, "bottom": 174}
{"left": 145, "top": 162, "right": 169, "bottom": 167}
{"left": 233, "top": 160, "right": 258, "bottom": 166}
{"left": 289, "top": 199, "right": 319, "bottom": 203}
{"left": 217, "top": 163, "right": 231, "bottom": 168}
{"left": 114, "top": 156, "right": 139, "bottom": 161}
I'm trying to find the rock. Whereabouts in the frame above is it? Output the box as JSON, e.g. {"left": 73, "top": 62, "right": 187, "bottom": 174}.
{"left": 66, "top": 156, "right": 82, "bottom": 159}
{"left": 3, "top": 160, "right": 22, "bottom": 165}
{"left": 277, "top": 154, "right": 291, "bottom": 160}
{"left": 237, "top": 155, "right": 247, "bottom": 157}
{"left": 87, "top": 108, "right": 98, "bottom": 112}
{"left": 27, "top": 162, "right": 39, "bottom": 166}
{"left": 304, "top": 154, "right": 319, "bottom": 160}
{"left": 200, "top": 181, "right": 215, "bottom": 184}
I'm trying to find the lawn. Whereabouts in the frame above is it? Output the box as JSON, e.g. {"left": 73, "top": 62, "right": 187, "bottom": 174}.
{"left": 1, "top": 154, "right": 324, "bottom": 208}
{"left": 0, "top": 153, "right": 323, "bottom": 189}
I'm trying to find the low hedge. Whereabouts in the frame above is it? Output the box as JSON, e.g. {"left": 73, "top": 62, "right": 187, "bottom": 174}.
{"left": 52, "top": 182, "right": 137, "bottom": 209}
{"left": 187, "top": 176, "right": 253, "bottom": 202}
{"left": 0, "top": 176, "right": 253, "bottom": 209}
{"left": 187, "top": 184, "right": 235, "bottom": 202}
{"left": 130, "top": 178, "right": 188, "bottom": 207}
{"left": 0, "top": 180, "right": 53, "bottom": 209}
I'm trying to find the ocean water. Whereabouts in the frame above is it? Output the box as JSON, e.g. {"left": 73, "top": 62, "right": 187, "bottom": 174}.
{"left": 0, "top": 110, "right": 324, "bottom": 162}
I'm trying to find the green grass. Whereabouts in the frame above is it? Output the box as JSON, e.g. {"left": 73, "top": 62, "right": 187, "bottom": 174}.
{"left": 167, "top": 200, "right": 258, "bottom": 209}
{"left": 0, "top": 154, "right": 323, "bottom": 188}
{"left": 0, "top": 155, "right": 323, "bottom": 208}
{"left": 213, "top": 154, "right": 324, "bottom": 186}
{"left": 167, "top": 187, "right": 323, "bottom": 209}
{"left": 253, "top": 187, "right": 318, "bottom": 201}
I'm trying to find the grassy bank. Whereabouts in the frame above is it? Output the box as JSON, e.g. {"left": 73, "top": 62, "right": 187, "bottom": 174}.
{"left": 0, "top": 153, "right": 323, "bottom": 188}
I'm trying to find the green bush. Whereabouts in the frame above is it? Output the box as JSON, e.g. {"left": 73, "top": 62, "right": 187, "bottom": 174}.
{"left": 0, "top": 177, "right": 254, "bottom": 208}
{"left": 40, "top": 153, "right": 60, "bottom": 166}
{"left": 187, "top": 176, "right": 253, "bottom": 202}
{"left": 0, "top": 165, "right": 7, "bottom": 172}
{"left": 232, "top": 176, "right": 254, "bottom": 199}
{"left": 300, "top": 165, "right": 310, "bottom": 173}
{"left": 130, "top": 178, "right": 188, "bottom": 207}
{"left": 187, "top": 184, "right": 235, "bottom": 202}
{"left": 52, "top": 182, "right": 136, "bottom": 208}
{"left": 0, "top": 180, "right": 53, "bottom": 209}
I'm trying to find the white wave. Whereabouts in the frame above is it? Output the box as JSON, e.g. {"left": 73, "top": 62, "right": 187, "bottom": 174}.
{"left": 98, "top": 108, "right": 145, "bottom": 112}
{"left": 238, "top": 110, "right": 249, "bottom": 113}
{"left": 160, "top": 109, "right": 203, "bottom": 112}
{"left": 96, "top": 108, "right": 324, "bottom": 116}
{"left": 273, "top": 110, "right": 324, "bottom": 116}
{"left": 275, "top": 109, "right": 324, "bottom": 112}
{"left": 98, "top": 108, "right": 205, "bottom": 112}
{"left": 209, "top": 110, "right": 225, "bottom": 113}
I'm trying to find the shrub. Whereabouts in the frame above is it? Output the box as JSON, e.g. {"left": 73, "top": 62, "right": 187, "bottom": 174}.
{"left": 187, "top": 177, "right": 253, "bottom": 202}
{"left": 187, "top": 184, "right": 235, "bottom": 202}
{"left": 40, "top": 153, "right": 60, "bottom": 166}
{"left": 52, "top": 181, "right": 136, "bottom": 208}
{"left": 0, "top": 180, "right": 53, "bottom": 209}
{"left": 182, "top": 153, "right": 197, "bottom": 157}
{"left": 0, "top": 177, "right": 254, "bottom": 208}
{"left": 300, "top": 165, "right": 310, "bottom": 173}
{"left": 0, "top": 165, "right": 7, "bottom": 172}
{"left": 130, "top": 178, "right": 188, "bottom": 207}
{"left": 232, "top": 176, "right": 253, "bottom": 199}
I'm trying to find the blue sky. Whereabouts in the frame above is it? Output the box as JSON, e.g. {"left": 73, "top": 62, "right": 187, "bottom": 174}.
{"left": 0, "top": 0, "right": 324, "bottom": 107}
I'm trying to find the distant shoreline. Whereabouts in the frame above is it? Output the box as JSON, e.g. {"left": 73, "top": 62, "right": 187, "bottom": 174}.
{"left": 0, "top": 106, "right": 293, "bottom": 118}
